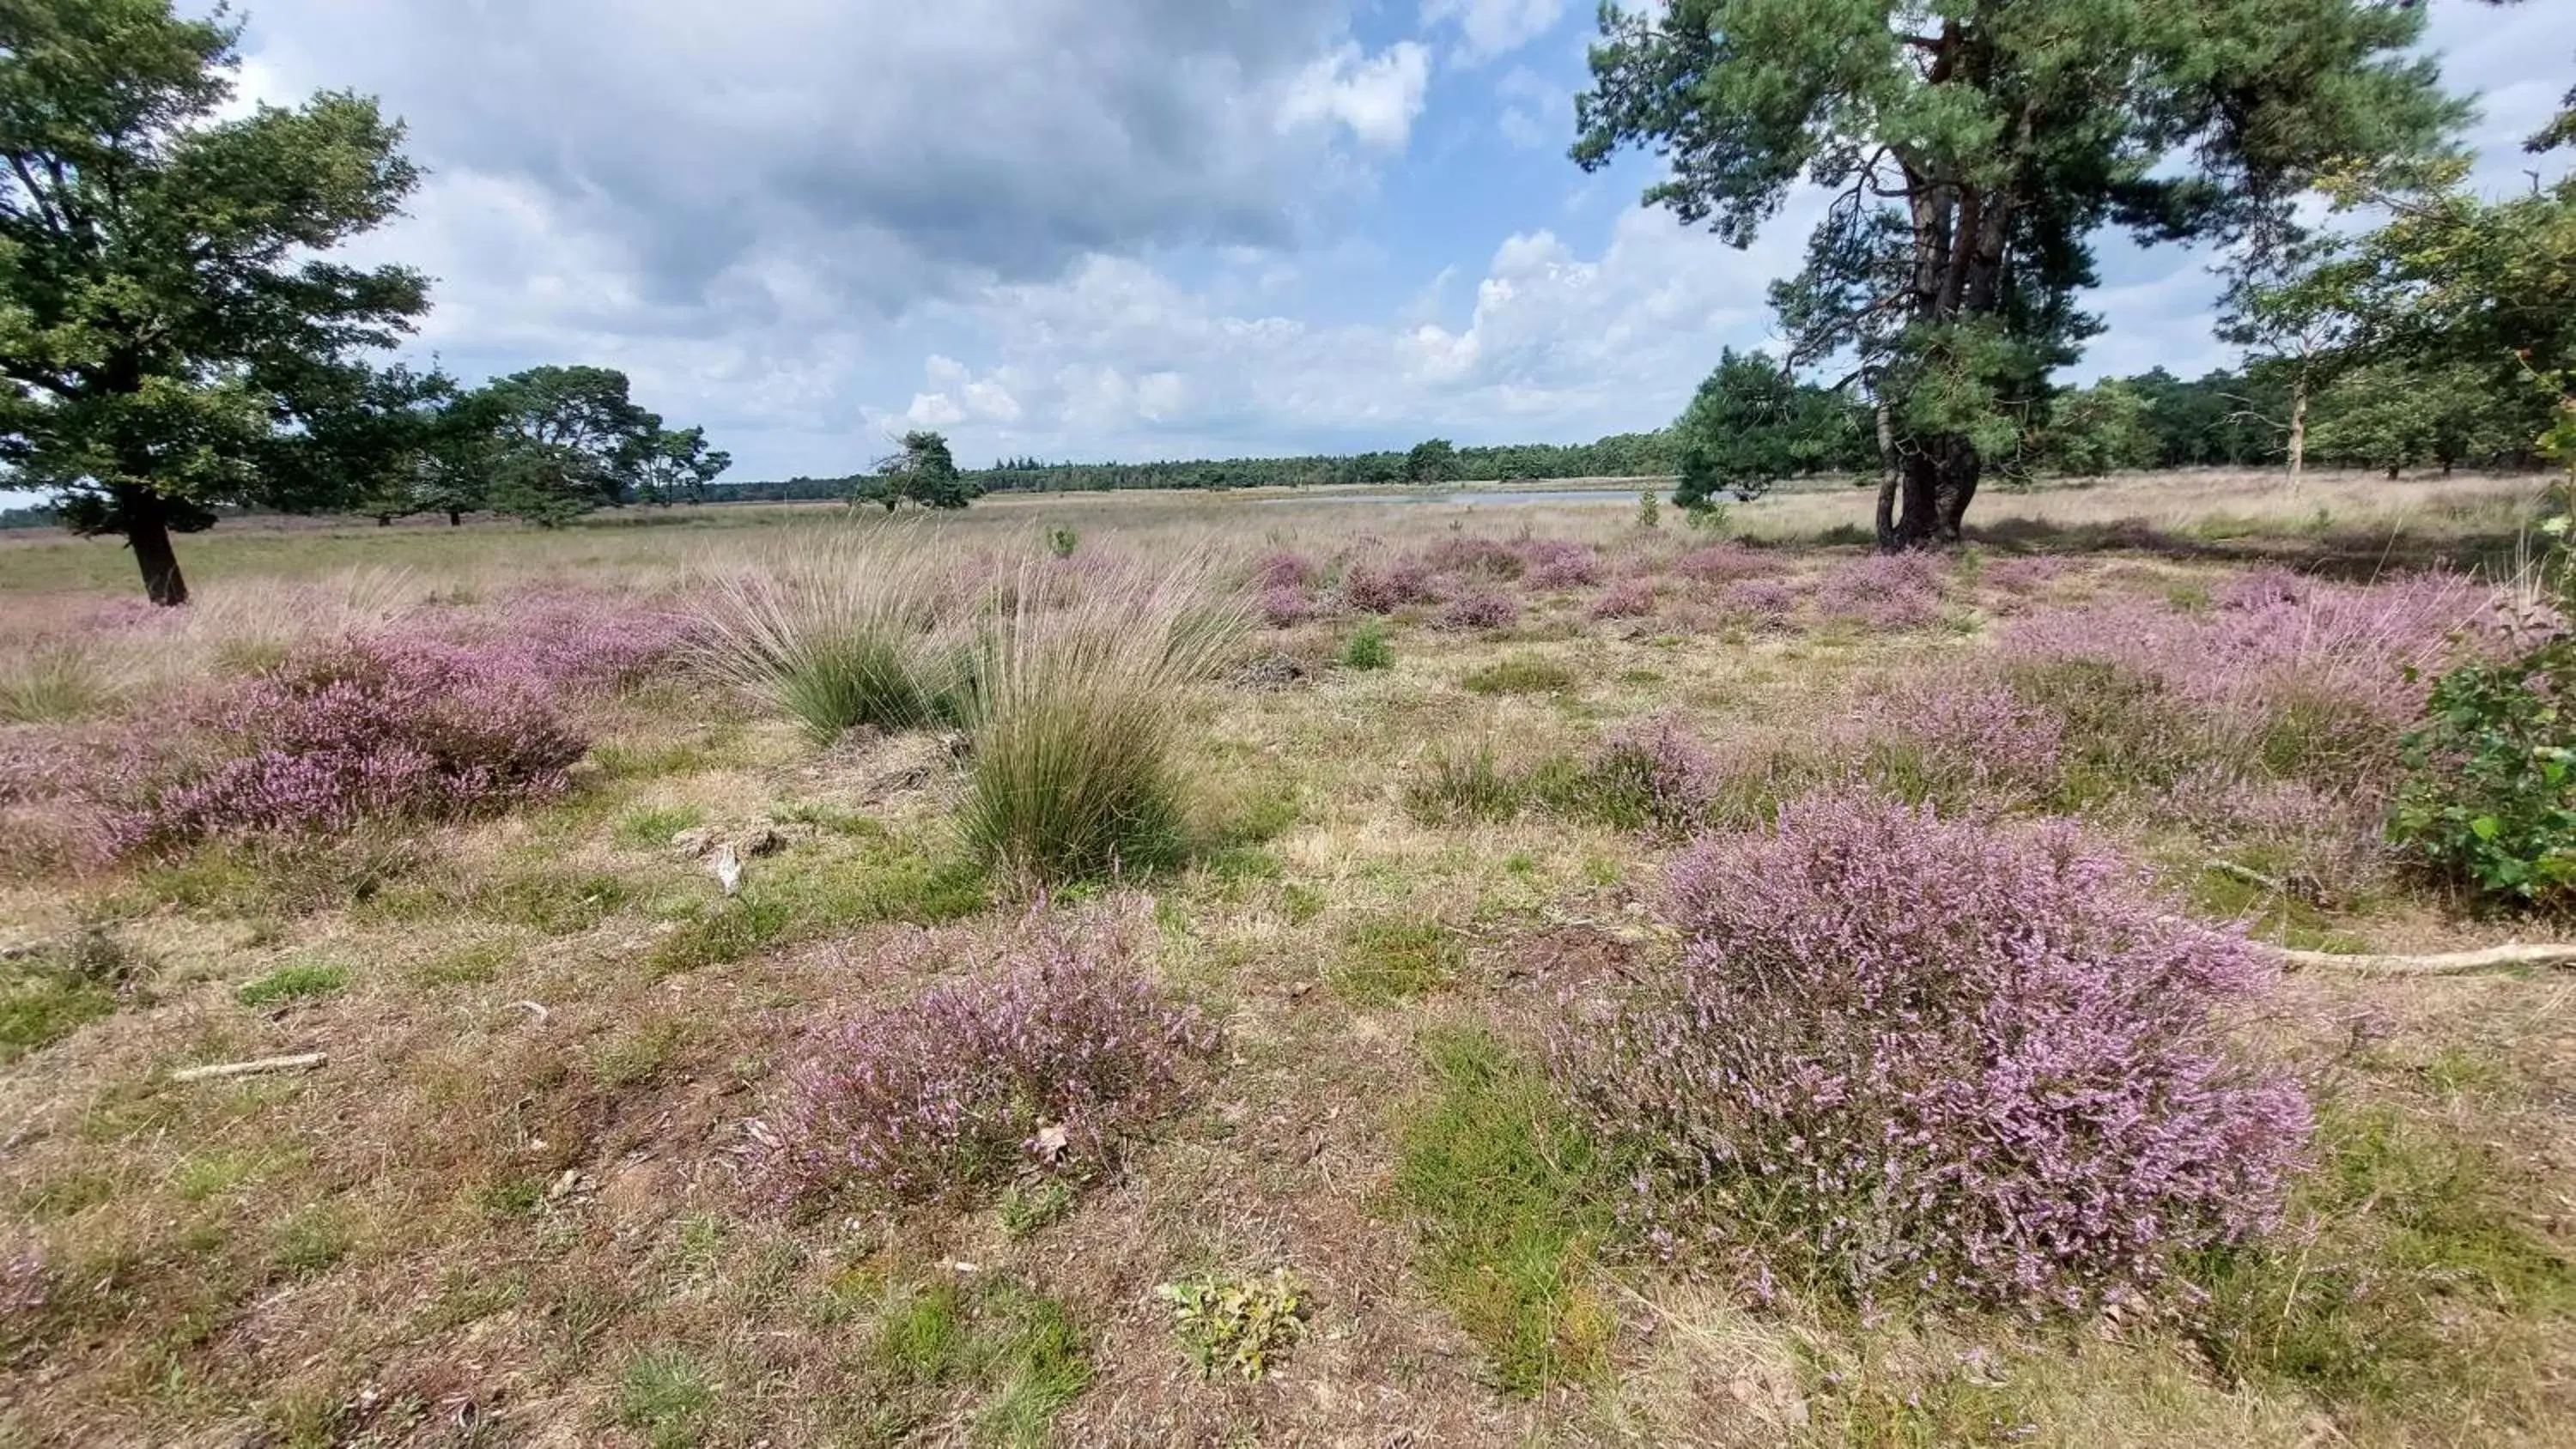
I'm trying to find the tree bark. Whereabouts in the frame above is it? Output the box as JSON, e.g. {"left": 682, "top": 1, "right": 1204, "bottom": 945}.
{"left": 1873, "top": 397, "right": 1900, "bottom": 551}
{"left": 1934, "top": 442, "right": 1980, "bottom": 543}
{"left": 447, "top": 508, "right": 464, "bottom": 527}
{"left": 2285, "top": 376, "right": 2307, "bottom": 493}
{"left": 118, "top": 485, "right": 189, "bottom": 607}
{"left": 1895, "top": 452, "right": 1942, "bottom": 549}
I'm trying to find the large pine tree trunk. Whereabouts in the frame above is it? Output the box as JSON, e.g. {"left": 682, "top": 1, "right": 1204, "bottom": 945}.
{"left": 447, "top": 508, "right": 464, "bottom": 527}
{"left": 1873, "top": 398, "right": 1900, "bottom": 551}
{"left": 118, "top": 486, "right": 190, "bottom": 608}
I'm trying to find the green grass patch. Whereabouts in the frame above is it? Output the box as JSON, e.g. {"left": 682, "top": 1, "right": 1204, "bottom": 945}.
{"left": 1389, "top": 1027, "right": 1614, "bottom": 1397}
{"left": 618, "top": 1347, "right": 719, "bottom": 1449}
{"left": 615, "top": 803, "right": 707, "bottom": 849}
{"left": 864, "top": 1279, "right": 1095, "bottom": 1447}
{"left": 235, "top": 960, "right": 349, "bottom": 1008}
{"left": 1402, "top": 742, "right": 1530, "bottom": 826}
{"left": 1461, "top": 653, "right": 1578, "bottom": 696}
{"left": 644, "top": 843, "right": 988, "bottom": 976}
{"left": 1, "top": 933, "right": 131, "bottom": 1063}
{"left": 1331, "top": 917, "right": 1462, "bottom": 1003}
{"left": 2190, "top": 1101, "right": 2576, "bottom": 1408}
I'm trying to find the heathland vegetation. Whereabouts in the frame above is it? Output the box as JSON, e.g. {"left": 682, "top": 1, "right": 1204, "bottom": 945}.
{"left": 5, "top": 1, "right": 2576, "bottom": 1446}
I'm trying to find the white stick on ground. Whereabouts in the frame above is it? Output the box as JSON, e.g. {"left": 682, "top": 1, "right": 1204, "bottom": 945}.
{"left": 168, "top": 1052, "right": 328, "bottom": 1083}
{"left": 2275, "top": 943, "right": 2576, "bottom": 978}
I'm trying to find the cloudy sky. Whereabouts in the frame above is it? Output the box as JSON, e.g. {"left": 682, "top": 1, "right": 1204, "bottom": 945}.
{"left": 223, "top": 0, "right": 2575, "bottom": 481}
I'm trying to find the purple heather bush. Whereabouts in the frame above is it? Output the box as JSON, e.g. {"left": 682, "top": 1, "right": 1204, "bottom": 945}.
{"left": 1259, "top": 584, "right": 1316, "bottom": 629}
{"left": 1585, "top": 716, "right": 1719, "bottom": 835}
{"left": 112, "top": 634, "right": 587, "bottom": 851}
{"left": 1673, "top": 543, "right": 1780, "bottom": 585}
{"left": 457, "top": 589, "right": 694, "bottom": 694}
{"left": 1719, "top": 578, "right": 1801, "bottom": 629}
{"left": 1420, "top": 536, "right": 1528, "bottom": 582}
{"left": 1560, "top": 793, "right": 2311, "bottom": 1316}
{"left": 1344, "top": 556, "right": 1445, "bottom": 614}
{"left": 1587, "top": 578, "right": 1658, "bottom": 621}
{"left": 1253, "top": 550, "right": 1318, "bottom": 591}
{"left": 1981, "top": 556, "right": 2069, "bottom": 596}
{"left": 1436, "top": 591, "right": 1521, "bottom": 631}
{"left": 2002, "top": 569, "right": 2498, "bottom": 785}
{"left": 1814, "top": 552, "right": 1946, "bottom": 629}
{"left": 1866, "top": 677, "right": 2066, "bottom": 808}
{"left": 764, "top": 915, "right": 1218, "bottom": 1204}
{"left": 1519, "top": 538, "right": 1606, "bottom": 590}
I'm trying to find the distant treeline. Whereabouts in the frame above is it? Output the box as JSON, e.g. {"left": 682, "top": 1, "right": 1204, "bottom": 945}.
{"left": 714, "top": 430, "right": 1682, "bottom": 502}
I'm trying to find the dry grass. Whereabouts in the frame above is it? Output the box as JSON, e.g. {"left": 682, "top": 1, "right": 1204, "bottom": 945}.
{"left": 2, "top": 470, "right": 2571, "bottom": 1446}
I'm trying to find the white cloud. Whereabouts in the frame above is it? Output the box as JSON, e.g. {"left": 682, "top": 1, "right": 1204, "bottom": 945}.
{"left": 1495, "top": 66, "right": 1570, "bottom": 149}
{"left": 870, "top": 203, "right": 1801, "bottom": 458}
{"left": 1422, "top": 0, "right": 1568, "bottom": 64}
{"left": 1279, "top": 42, "right": 1434, "bottom": 150}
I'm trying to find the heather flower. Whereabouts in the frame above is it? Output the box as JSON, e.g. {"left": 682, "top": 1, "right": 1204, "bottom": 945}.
{"left": 1253, "top": 550, "right": 1318, "bottom": 591}
{"left": 1259, "top": 583, "right": 1316, "bottom": 628}
{"left": 1866, "top": 678, "right": 2064, "bottom": 806}
{"left": 763, "top": 915, "right": 1218, "bottom": 1203}
{"left": 460, "top": 589, "right": 694, "bottom": 694}
{"left": 1814, "top": 553, "right": 1945, "bottom": 629}
{"left": 1436, "top": 592, "right": 1521, "bottom": 631}
{"left": 1720, "top": 578, "right": 1800, "bottom": 628}
{"left": 1981, "top": 556, "right": 2068, "bottom": 595}
{"left": 112, "top": 634, "right": 587, "bottom": 851}
{"left": 1584, "top": 716, "right": 1719, "bottom": 835}
{"left": 1588, "top": 579, "right": 1658, "bottom": 621}
{"left": 1561, "top": 793, "right": 2311, "bottom": 1317}
{"left": 1519, "top": 539, "right": 1605, "bottom": 590}
{"left": 1673, "top": 543, "right": 1780, "bottom": 585}
{"left": 1344, "top": 556, "right": 1444, "bottom": 613}
{"left": 1419, "top": 536, "right": 1527, "bottom": 582}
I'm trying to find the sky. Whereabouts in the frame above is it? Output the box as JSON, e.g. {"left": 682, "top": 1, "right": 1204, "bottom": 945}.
{"left": 59, "top": 2, "right": 2576, "bottom": 488}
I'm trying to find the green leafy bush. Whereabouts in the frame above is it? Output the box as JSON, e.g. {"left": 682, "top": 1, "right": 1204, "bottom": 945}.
{"left": 2391, "top": 636, "right": 2576, "bottom": 912}
{"left": 1340, "top": 618, "right": 1394, "bottom": 671}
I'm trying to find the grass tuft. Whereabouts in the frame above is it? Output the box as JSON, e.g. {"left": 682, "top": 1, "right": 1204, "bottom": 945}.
{"left": 1331, "top": 916, "right": 1462, "bottom": 1003}
{"left": 235, "top": 959, "right": 349, "bottom": 1007}
{"left": 1389, "top": 1027, "right": 1613, "bottom": 1397}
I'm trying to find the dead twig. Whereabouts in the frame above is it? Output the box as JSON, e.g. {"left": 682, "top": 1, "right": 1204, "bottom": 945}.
{"left": 168, "top": 1052, "right": 328, "bottom": 1083}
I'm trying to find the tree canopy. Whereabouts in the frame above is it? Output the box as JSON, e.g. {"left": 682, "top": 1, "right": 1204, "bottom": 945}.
{"left": 1575, "top": 0, "right": 2462, "bottom": 549}
{"left": 0, "top": 0, "right": 428, "bottom": 602}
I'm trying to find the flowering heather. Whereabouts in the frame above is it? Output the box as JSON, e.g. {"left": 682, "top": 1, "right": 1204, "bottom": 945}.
{"left": 2169, "top": 767, "right": 2391, "bottom": 901}
{"left": 1867, "top": 678, "right": 2065, "bottom": 806}
{"left": 456, "top": 589, "right": 694, "bottom": 694}
{"left": 1673, "top": 543, "right": 1780, "bottom": 585}
{"left": 1436, "top": 592, "right": 1521, "bottom": 631}
{"left": 1561, "top": 794, "right": 2310, "bottom": 1316}
{"left": 1253, "top": 550, "right": 1318, "bottom": 591}
{"left": 1981, "top": 556, "right": 2069, "bottom": 595}
{"left": 1344, "top": 556, "right": 1444, "bottom": 613}
{"left": 1583, "top": 717, "right": 1718, "bottom": 835}
{"left": 2002, "top": 569, "right": 2500, "bottom": 780}
{"left": 1419, "top": 536, "right": 1527, "bottom": 582}
{"left": 763, "top": 917, "right": 1218, "bottom": 1203}
{"left": 1519, "top": 539, "right": 1605, "bottom": 590}
{"left": 113, "top": 635, "right": 586, "bottom": 851}
{"left": 1587, "top": 578, "right": 1658, "bottom": 621}
{"left": 1814, "top": 552, "right": 1945, "bottom": 629}
{"left": 1259, "top": 584, "right": 1317, "bottom": 629}
{"left": 1720, "top": 578, "right": 1801, "bottom": 628}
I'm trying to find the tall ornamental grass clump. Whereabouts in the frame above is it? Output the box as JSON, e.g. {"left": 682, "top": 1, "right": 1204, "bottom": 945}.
{"left": 957, "top": 559, "right": 1244, "bottom": 883}
{"left": 1559, "top": 793, "right": 2311, "bottom": 1316}
{"left": 113, "top": 634, "right": 586, "bottom": 851}
{"left": 763, "top": 916, "right": 1218, "bottom": 1203}
{"left": 694, "top": 535, "right": 973, "bottom": 743}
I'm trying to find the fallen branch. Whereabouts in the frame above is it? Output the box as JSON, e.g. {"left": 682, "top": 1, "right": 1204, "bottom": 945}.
{"left": 2274, "top": 943, "right": 2576, "bottom": 978}
{"left": 169, "top": 1052, "right": 328, "bottom": 1083}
